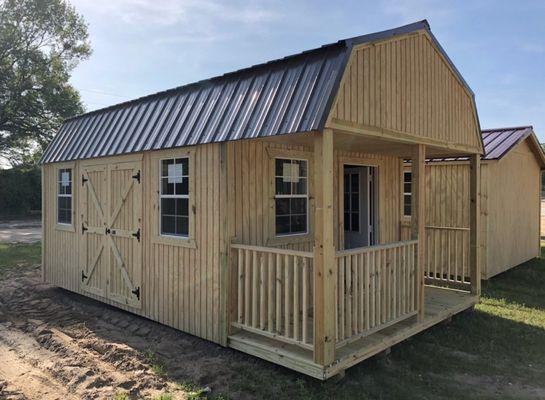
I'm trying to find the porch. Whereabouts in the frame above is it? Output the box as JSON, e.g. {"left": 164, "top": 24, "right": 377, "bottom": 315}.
{"left": 229, "top": 284, "right": 477, "bottom": 379}
{"left": 224, "top": 128, "right": 481, "bottom": 378}
{"left": 227, "top": 241, "right": 478, "bottom": 379}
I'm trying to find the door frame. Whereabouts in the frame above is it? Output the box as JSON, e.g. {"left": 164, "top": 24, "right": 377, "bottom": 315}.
{"left": 338, "top": 157, "right": 381, "bottom": 250}
{"left": 79, "top": 153, "right": 143, "bottom": 307}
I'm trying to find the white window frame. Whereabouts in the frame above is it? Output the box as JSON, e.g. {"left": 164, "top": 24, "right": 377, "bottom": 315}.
{"left": 57, "top": 167, "right": 73, "bottom": 226}
{"left": 274, "top": 157, "right": 309, "bottom": 237}
{"left": 159, "top": 156, "right": 190, "bottom": 239}
{"left": 403, "top": 171, "right": 412, "bottom": 217}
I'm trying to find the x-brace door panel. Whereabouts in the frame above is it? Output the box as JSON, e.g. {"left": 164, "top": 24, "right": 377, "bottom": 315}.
{"left": 107, "top": 161, "right": 142, "bottom": 308}
{"left": 80, "top": 164, "right": 108, "bottom": 297}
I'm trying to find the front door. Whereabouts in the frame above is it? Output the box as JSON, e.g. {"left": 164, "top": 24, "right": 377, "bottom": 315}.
{"left": 80, "top": 159, "right": 143, "bottom": 308}
{"left": 343, "top": 165, "right": 377, "bottom": 249}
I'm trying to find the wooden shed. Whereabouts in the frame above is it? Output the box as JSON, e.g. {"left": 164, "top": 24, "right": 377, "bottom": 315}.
{"left": 40, "top": 20, "right": 484, "bottom": 379}
{"left": 402, "top": 126, "right": 545, "bottom": 280}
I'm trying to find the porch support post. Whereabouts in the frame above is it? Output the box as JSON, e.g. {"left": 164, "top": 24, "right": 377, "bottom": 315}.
{"left": 411, "top": 144, "right": 426, "bottom": 322}
{"left": 313, "top": 128, "right": 336, "bottom": 366}
{"left": 469, "top": 153, "right": 481, "bottom": 295}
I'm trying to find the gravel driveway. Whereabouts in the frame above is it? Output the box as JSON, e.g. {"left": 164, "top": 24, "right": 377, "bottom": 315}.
{"left": 0, "top": 220, "right": 41, "bottom": 243}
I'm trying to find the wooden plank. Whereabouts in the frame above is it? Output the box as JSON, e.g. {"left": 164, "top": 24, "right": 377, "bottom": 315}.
{"left": 411, "top": 144, "right": 426, "bottom": 321}
{"left": 268, "top": 253, "right": 274, "bottom": 333}
{"left": 302, "top": 257, "right": 309, "bottom": 344}
{"left": 313, "top": 128, "right": 336, "bottom": 365}
{"left": 294, "top": 257, "right": 301, "bottom": 341}
{"left": 469, "top": 154, "right": 481, "bottom": 295}
{"left": 252, "top": 251, "right": 258, "bottom": 328}
{"left": 276, "top": 253, "right": 282, "bottom": 334}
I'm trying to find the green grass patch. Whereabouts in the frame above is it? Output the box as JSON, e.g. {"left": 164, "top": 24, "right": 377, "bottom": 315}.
{"left": 0, "top": 242, "right": 41, "bottom": 275}
{"left": 227, "top": 251, "right": 545, "bottom": 399}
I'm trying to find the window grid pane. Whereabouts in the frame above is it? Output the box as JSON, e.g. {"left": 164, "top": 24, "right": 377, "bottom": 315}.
{"left": 57, "top": 168, "right": 72, "bottom": 224}
{"left": 274, "top": 158, "right": 308, "bottom": 235}
{"left": 403, "top": 172, "right": 412, "bottom": 216}
{"left": 160, "top": 158, "right": 190, "bottom": 237}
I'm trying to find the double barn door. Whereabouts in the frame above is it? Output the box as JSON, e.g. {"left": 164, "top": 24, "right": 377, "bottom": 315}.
{"left": 79, "top": 159, "right": 142, "bottom": 308}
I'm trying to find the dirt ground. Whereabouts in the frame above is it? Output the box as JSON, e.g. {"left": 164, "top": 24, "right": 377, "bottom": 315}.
{"left": 0, "top": 262, "right": 262, "bottom": 400}
{"left": 2, "top": 246, "right": 545, "bottom": 400}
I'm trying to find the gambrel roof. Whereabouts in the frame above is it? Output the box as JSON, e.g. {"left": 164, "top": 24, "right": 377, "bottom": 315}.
{"left": 41, "top": 20, "right": 478, "bottom": 164}
{"left": 427, "top": 126, "right": 545, "bottom": 167}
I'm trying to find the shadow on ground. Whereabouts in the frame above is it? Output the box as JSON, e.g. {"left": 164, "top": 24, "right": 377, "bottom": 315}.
{"left": 1, "top": 243, "right": 544, "bottom": 399}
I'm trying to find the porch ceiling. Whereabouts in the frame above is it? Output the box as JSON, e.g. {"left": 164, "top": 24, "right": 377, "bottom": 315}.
{"left": 333, "top": 131, "right": 472, "bottom": 158}
{"left": 263, "top": 130, "right": 475, "bottom": 158}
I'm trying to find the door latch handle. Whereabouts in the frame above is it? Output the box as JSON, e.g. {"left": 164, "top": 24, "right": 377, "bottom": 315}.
{"left": 132, "top": 228, "right": 141, "bottom": 242}
{"left": 81, "top": 270, "right": 88, "bottom": 282}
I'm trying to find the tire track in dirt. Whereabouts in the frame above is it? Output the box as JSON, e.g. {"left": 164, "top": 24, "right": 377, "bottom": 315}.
{"left": 0, "top": 323, "right": 76, "bottom": 400}
{"left": 0, "top": 267, "right": 188, "bottom": 399}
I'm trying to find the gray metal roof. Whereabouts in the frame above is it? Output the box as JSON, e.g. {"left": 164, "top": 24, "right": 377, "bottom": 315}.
{"left": 41, "top": 20, "right": 476, "bottom": 164}
{"left": 427, "top": 126, "right": 544, "bottom": 163}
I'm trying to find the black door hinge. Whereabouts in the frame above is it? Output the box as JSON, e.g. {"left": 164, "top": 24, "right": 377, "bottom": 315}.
{"left": 132, "top": 228, "right": 141, "bottom": 242}
{"left": 81, "top": 270, "right": 88, "bottom": 282}
{"left": 105, "top": 227, "right": 111, "bottom": 235}
{"left": 82, "top": 175, "right": 88, "bottom": 186}
{"left": 132, "top": 170, "right": 141, "bottom": 183}
{"left": 81, "top": 223, "right": 88, "bottom": 234}
{"left": 132, "top": 286, "right": 140, "bottom": 300}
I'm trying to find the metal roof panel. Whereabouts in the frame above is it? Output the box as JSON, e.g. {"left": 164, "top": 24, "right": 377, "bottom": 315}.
{"left": 41, "top": 20, "right": 456, "bottom": 164}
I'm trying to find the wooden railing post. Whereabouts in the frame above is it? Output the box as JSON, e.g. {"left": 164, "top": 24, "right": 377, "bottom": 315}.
{"left": 469, "top": 153, "right": 481, "bottom": 295}
{"left": 313, "top": 128, "right": 336, "bottom": 366}
{"left": 411, "top": 144, "right": 426, "bottom": 321}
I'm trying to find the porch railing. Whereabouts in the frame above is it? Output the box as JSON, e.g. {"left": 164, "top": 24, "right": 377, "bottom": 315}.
{"left": 424, "top": 226, "right": 471, "bottom": 290}
{"left": 230, "top": 244, "right": 314, "bottom": 350}
{"left": 335, "top": 240, "right": 418, "bottom": 348}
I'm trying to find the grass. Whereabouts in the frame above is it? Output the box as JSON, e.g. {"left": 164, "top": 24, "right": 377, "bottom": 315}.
{"left": 225, "top": 250, "right": 545, "bottom": 400}
{"left": 0, "top": 242, "right": 41, "bottom": 277}
{"left": 3, "top": 242, "right": 544, "bottom": 399}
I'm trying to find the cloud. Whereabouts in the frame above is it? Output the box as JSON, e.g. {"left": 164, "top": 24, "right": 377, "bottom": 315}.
{"left": 71, "top": 0, "right": 279, "bottom": 27}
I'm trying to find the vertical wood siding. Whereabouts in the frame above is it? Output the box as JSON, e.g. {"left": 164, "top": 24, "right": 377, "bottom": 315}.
{"left": 43, "top": 144, "right": 224, "bottom": 343}
{"left": 334, "top": 150, "right": 402, "bottom": 249}
{"left": 330, "top": 32, "right": 481, "bottom": 151}
{"left": 401, "top": 140, "right": 540, "bottom": 279}
{"left": 227, "top": 138, "right": 403, "bottom": 251}
{"left": 44, "top": 138, "right": 404, "bottom": 344}
{"left": 485, "top": 141, "right": 541, "bottom": 278}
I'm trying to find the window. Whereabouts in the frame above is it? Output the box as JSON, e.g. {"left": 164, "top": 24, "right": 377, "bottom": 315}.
{"left": 403, "top": 171, "right": 412, "bottom": 217}
{"left": 275, "top": 158, "right": 308, "bottom": 235}
{"left": 57, "top": 168, "right": 72, "bottom": 224}
{"left": 160, "top": 158, "right": 189, "bottom": 237}
{"left": 344, "top": 171, "right": 360, "bottom": 232}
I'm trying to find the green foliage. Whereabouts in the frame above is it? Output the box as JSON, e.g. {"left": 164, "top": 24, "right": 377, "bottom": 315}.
{"left": 0, "top": 165, "right": 41, "bottom": 216}
{"left": 0, "top": 0, "right": 91, "bottom": 166}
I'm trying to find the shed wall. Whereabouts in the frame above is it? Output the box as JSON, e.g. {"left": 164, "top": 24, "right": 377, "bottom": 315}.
{"left": 329, "top": 32, "right": 481, "bottom": 153}
{"left": 226, "top": 137, "right": 403, "bottom": 252}
{"left": 43, "top": 137, "right": 404, "bottom": 344}
{"left": 401, "top": 139, "right": 541, "bottom": 279}
{"left": 485, "top": 140, "right": 541, "bottom": 278}
{"left": 43, "top": 144, "right": 225, "bottom": 343}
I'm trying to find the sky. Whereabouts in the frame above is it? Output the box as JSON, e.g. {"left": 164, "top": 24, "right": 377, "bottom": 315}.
{"left": 69, "top": 0, "right": 545, "bottom": 141}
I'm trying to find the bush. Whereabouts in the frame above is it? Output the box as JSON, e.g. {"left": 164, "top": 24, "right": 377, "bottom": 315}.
{"left": 0, "top": 166, "right": 41, "bottom": 217}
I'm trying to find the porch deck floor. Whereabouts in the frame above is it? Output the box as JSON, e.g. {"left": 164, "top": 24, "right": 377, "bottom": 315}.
{"left": 228, "top": 286, "right": 478, "bottom": 380}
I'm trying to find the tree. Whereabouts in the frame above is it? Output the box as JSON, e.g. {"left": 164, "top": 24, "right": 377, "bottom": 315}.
{"left": 0, "top": 0, "right": 91, "bottom": 166}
